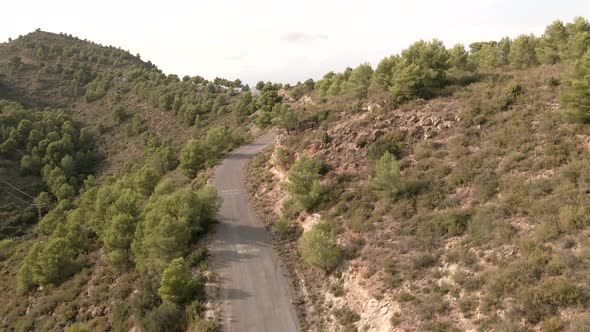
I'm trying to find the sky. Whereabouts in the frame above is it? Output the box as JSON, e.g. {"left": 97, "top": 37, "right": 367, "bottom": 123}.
{"left": 1, "top": 0, "right": 589, "bottom": 86}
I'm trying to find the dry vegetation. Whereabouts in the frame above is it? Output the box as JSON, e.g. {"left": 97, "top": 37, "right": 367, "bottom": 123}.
{"left": 247, "top": 64, "right": 590, "bottom": 331}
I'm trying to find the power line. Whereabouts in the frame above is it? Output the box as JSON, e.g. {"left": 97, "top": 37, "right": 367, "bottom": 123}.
{"left": 0, "top": 175, "right": 35, "bottom": 199}
{"left": 0, "top": 183, "right": 35, "bottom": 206}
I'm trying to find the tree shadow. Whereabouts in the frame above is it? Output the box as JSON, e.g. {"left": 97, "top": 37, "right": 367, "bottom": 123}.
{"left": 225, "top": 152, "right": 255, "bottom": 160}
{"left": 225, "top": 287, "right": 251, "bottom": 300}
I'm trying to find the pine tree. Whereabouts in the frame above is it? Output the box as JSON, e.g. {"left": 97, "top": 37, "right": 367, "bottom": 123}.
{"left": 285, "top": 154, "right": 325, "bottom": 210}
{"left": 104, "top": 213, "right": 136, "bottom": 269}
{"left": 372, "top": 152, "right": 403, "bottom": 198}
{"left": 562, "top": 50, "right": 590, "bottom": 123}
{"left": 180, "top": 139, "right": 208, "bottom": 178}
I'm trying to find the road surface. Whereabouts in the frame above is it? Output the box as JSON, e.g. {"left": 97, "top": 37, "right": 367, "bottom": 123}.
{"left": 210, "top": 130, "right": 299, "bottom": 332}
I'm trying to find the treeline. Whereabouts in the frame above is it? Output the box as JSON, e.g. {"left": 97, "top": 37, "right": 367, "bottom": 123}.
{"left": 290, "top": 17, "right": 590, "bottom": 106}
{"left": 128, "top": 66, "right": 255, "bottom": 126}
{"left": 6, "top": 31, "right": 255, "bottom": 131}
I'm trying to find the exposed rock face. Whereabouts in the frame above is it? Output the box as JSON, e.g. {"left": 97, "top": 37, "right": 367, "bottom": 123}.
{"left": 291, "top": 99, "right": 460, "bottom": 176}
{"left": 325, "top": 269, "right": 398, "bottom": 332}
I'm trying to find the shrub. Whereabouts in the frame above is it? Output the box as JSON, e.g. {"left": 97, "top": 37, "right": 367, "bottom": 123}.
{"left": 141, "top": 303, "right": 185, "bottom": 332}
{"left": 300, "top": 221, "right": 342, "bottom": 273}
{"left": 333, "top": 307, "right": 360, "bottom": 326}
{"left": 518, "top": 278, "right": 585, "bottom": 323}
{"left": 542, "top": 317, "right": 565, "bottom": 332}
{"left": 275, "top": 147, "right": 291, "bottom": 169}
{"left": 112, "top": 105, "right": 128, "bottom": 124}
{"left": 367, "top": 130, "right": 405, "bottom": 160}
{"left": 187, "top": 248, "right": 209, "bottom": 268}
{"left": 371, "top": 152, "right": 403, "bottom": 198}
{"left": 275, "top": 216, "right": 297, "bottom": 240}
{"left": 416, "top": 209, "right": 470, "bottom": 248}
{"left": 467, "top": 206, "right": 512, "bottom": 246}
{"left": 158, "top": 258, "right": 203, "bottom": 304}
{"left": 0, "top": 239, "right": 16, "bottom": 261}
{"left": 355, "top": 136, "right": 368, "bottom": 148}
{"left": 412, "top": 253, "right": 438, "bottom": 271}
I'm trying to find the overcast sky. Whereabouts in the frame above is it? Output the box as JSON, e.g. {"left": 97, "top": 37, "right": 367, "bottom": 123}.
{"left": 2, "top": 1, "right": 589, "bottom": 85}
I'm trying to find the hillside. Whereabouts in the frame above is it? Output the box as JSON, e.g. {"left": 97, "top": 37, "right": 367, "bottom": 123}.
{"left": 0, "top": 30, "right": 258, "bottom": 174}
{"left": 246, "top": 18, "right": 590, "bottom": 331}
{"left": 0, "top": 31, "right": 283, "bottom": 331}
{"left": 3, "top": 17, "right": 590, "bottom": 332}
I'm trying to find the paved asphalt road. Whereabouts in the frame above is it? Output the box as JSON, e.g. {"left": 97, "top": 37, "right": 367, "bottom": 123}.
{"left": 210, "top": 130, "right": 299, "bottom": 332}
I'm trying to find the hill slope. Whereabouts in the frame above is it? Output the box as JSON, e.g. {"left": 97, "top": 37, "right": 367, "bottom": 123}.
{"left": 246, "top": 18, "right": 590, "bottom": 331}
{"left": 0, "top": 31, "right": 278, "bottom": 331}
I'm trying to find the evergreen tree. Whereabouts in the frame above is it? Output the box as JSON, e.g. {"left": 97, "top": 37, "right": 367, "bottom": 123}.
{"left": 536, "top": 20, "right": 568, "bottom": 64}
{"left": 449, "top": 43, "right": 470, "bottom": 71}
{"left": 285, "top": 154, "right": 325, "bottom": 210}
{"left": 180, "top": 139, "right": 208, "bottom": 178}
{"left": 372, "top": 152, "right": 403, "bottom": 198}
{"left": 104, "top": 213, "right": 136, "bottom": 269}
{"left": 273, "top": 104, "right": 298, "bottom": 134}
{"left": 33, "top": 237, "right": 78, "bottom": 285}
{"left": 469, "top": 42, "right": 500, "bottom": 70}
{"left": 343, "top": 63, "right": 374, "bottom": 99}
{"left": 563, "top": 17, "right": 590, "bottom": 60}
{"left": 562, "top": 50, "right": 590, "bottom": 123}
{"left": 509, "top": 34, "right": 539, "bottom": 69}
{"left": 17, "top": 243, "right": 42, "bottom": 293}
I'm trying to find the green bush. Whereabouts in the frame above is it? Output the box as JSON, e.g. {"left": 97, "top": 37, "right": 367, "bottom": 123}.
{"left": 112, "top": 105, "right": 128, "bottom": 124}
{"left": 367, "top": 131, "right": 405, "bottom": 160}
{"left": 0, "top": 239, "right": 16, "bottom": 261}
{"left": 275, "top": 216, "right": 297, "bottom": 240}
{"left": 518, "top": 278, "right": 585, "bottom": 323}
{"left": 141, "top": 303, "right": 185, "bottom": 332}
{"left": 300, "top": 221, "right": 342, "bottom": 273}
{"left": 467, "top": 206, "right": 512, "bottom": 246}
{"left": 416, "top": 210, "right": 470, "bottom": 248}
{"left": 158, "top": 258, "right": 203, "bottom": 304}
{"left": 187, "top": 248, "right": 209, "bottom": 268}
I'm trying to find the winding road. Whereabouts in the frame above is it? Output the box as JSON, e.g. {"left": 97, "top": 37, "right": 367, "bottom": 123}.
{"left": 210, "top": 130, "right": 299, "bottom": 332}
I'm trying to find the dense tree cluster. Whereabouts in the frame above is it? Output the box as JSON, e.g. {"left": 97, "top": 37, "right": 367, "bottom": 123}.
{"left": 254, "top": 82, "right": 284, "bottom": 128}
{"left": 180, "top": 126, "right": 241, "bottom": 178}
{"left": 0, "top": 100, "right": 97, "bottom": 205}
{"left": 18, "top": 160, "right": 218, "bottom": 291}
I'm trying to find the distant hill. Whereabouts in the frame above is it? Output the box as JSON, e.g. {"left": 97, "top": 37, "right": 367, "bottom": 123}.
{"left": 0, "top": 30, "right": 254, "bottom": 174}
